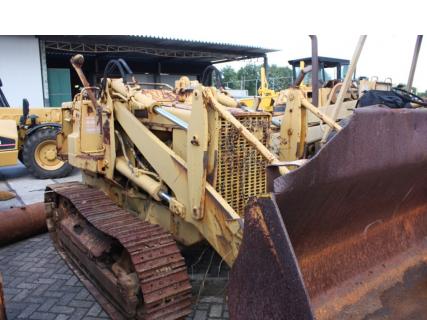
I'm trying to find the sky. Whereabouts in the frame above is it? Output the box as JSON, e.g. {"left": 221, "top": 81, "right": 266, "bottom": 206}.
{"left": 157, "top": 33, "right": 427, "bottom": 92}
{"left": 2, "top": 0, "right": 426, "bottom": 91}
{"left": 229, "top": 35, "right": 426, "bottom": 92}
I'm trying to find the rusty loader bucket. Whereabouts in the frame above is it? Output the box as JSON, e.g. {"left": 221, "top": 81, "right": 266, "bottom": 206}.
{"left": 229, "top": 106, "right": 427, "bottom": 319}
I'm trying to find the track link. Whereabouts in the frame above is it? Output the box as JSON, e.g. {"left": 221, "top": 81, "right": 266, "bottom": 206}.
{"left": 45, "top": 182, "right": 192, "bottom": 320}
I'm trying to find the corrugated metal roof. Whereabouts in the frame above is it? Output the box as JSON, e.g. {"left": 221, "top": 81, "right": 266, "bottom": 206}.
{"left": 38, "top": 35, "right": 276, "bottom": 62}
{"left": 126, "top": 35, "right": 277, "bottom": 54}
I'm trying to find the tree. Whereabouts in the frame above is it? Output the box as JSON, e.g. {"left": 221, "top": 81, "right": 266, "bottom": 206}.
{"left": 237, "top": 63, "right": 259, "bottom": 95}
{"left": 221, "top": 63, "right": 293, "bottom": 95}
{"left": 221, "top": 66, "right": 238, "bottom": 89}
{"left": 267, "top": 64, "right": 293, "bottom": 91}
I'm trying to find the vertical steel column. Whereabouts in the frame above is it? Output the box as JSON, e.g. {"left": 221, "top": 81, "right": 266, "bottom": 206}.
{"left": 39, "top": 39, "right": 50, "bottom": 107}
{"left": 320, "top": 35, "right": 367, "bottom": 144}
{"left": 407, "top": 35, "right": 423, "bottom": 92}
{"left": 263, "top": 54, "right": 269, "bottom": 75}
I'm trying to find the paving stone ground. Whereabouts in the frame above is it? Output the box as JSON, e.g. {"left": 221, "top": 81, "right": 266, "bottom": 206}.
{"left": 0, "top": 164, "right": 229, "bottom": 320}
{"left": 0, "top": 234, "right": 229, "bottom": 320}
{"left": 0, "top": 233, "right": 110, "bottom": 320}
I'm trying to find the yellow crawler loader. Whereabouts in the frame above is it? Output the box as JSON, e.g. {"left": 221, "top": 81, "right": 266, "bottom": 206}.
{"left": 45, "top": 35, "right": 427, "bottom": 320}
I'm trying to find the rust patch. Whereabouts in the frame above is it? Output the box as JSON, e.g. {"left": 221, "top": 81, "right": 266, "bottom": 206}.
{"left": 363, "top": 262, "right": 427, "bottom": 320}
{"left": 76, "top": 154, "right": 104, "bottom": 160}
{"left": 268, "top": 106, "right": 427, "bottom": 317}
{"left": 102, "top": 118, "right": 110, "bottom": 144}
{"left": 141, "top": 89, "right": 177, "bottom": 102}
{"left": 228, "top": 197, "right": 314, "bottom": 320}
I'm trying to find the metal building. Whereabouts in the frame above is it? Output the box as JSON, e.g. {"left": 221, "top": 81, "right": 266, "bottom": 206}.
{"left": 0, "top": 35, "right": 274, "bottom": 107}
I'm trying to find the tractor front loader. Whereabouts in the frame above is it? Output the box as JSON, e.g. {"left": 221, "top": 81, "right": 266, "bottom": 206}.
{"left": 45, "top": 52, "right": 427, "bottom": 320}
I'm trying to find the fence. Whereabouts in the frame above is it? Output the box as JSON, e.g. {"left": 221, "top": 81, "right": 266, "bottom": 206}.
{"left": 224, "top": 76, "right": 293, "bottom": 96}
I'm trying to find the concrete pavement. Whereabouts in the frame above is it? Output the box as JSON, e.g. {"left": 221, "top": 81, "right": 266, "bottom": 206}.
{"left": 0, "top": 163, "right": 82, "bottom": 211}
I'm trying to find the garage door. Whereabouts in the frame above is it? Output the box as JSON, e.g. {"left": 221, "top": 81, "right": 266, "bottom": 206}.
{"left": 47, "top": 68, "right": 71, "bottom": 107}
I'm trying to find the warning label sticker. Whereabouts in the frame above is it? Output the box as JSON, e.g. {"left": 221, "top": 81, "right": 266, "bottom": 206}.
{"left": 85, "top": 116, "right": 99, "bottom": 134}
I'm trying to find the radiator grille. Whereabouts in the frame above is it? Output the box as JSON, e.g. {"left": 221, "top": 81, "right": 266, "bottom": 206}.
{"left": 215, "top": 114, "right": 270, "bottom": 216}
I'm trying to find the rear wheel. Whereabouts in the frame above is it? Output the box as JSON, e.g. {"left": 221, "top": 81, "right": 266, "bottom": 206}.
{"left": 22, "top": 128, "right": 72, "bottom": 179}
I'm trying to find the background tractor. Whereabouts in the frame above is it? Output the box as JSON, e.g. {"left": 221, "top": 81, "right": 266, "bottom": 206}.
{"left": 0, "top": 78, "right": 72, "bottom": 179}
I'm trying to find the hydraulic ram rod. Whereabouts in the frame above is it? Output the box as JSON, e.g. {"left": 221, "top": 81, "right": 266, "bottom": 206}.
{"left": 154, "top": 107, "right": 189, "bottom": 130}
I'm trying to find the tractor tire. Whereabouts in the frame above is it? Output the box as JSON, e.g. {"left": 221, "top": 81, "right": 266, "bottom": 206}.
{"left": 22, "top": 128, "right": 73, "bottom": 179}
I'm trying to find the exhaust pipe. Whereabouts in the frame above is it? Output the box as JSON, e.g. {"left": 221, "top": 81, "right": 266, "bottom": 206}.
{"left": 309, "top": 35, "right": 319, "bottom": 107}
{"left": 0, "top": 203, "right": 46, "bottom": 245}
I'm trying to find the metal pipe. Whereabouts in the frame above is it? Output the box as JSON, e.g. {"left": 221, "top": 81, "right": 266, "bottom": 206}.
{"left": 407, "top": 35, "right": 423, "bottom": 91}
{"left": 0, "top": 203, "right": 47, "bottom": 245}
{"left": 310, "top": 35, "right": 319, "bottom": 107}
{"left": 70, "top": 55, "right": 99, "bottom": 109}
{"left": 154, "top": 107, "right": 189, "bottom": 130}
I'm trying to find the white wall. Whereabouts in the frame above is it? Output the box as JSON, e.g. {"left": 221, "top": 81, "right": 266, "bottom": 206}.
{"left": 0, "top": 36, "right": 44, "bottom": 107}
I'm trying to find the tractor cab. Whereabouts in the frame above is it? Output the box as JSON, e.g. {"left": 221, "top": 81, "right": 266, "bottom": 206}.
{"left": 289, "top": 56, "right": 351, "bottom": 87}
{"left": 287, "top": 56, "right": 357, "bottom": 106}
